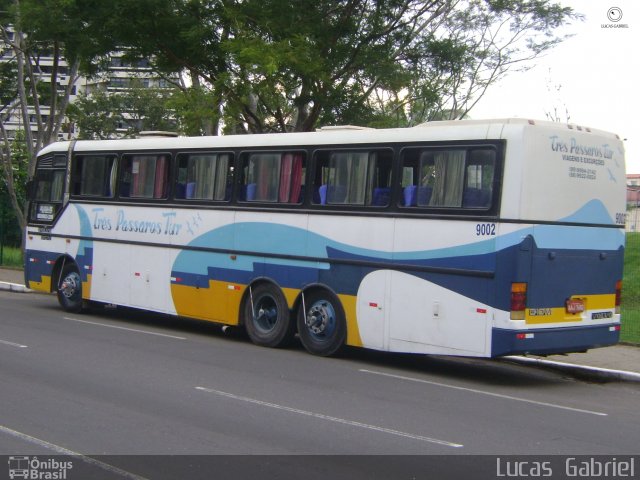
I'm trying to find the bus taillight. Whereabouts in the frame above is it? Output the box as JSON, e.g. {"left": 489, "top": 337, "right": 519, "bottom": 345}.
{"left": 510, "top": 283, "right": 527, "bottom": 320}
{"left": 615, "top": 280, "right": 622, "bottom": 314}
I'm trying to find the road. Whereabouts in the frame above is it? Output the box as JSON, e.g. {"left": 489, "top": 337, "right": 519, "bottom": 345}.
{"left": 1, "top": 290, "right": 639, "bottom": 478}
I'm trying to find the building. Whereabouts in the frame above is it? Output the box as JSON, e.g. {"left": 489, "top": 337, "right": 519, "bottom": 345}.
{"left": 1, "top": 26, "right": 176, "bottom": 141}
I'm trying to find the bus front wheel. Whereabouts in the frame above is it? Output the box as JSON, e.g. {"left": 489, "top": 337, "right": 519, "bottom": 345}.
{"left": 297, "top": 290, "right": 346, "bottom": 356}
{"left": 57, "top": 263, "right": 83, "bottom": 313}
{"left": 243, "top": 283, "right": 295, "bottom": 348}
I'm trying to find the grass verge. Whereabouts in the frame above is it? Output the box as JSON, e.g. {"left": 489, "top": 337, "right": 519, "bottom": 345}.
{"left": 0, "top": 245, "right": 23, "bottom": 268}
{"left": 621, "top": 233, "right": 640, "bottom": 344}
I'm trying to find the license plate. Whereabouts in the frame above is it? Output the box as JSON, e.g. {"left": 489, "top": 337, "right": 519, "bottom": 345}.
{"left": 566, "top": 298, "right": 585, "bottom": 314}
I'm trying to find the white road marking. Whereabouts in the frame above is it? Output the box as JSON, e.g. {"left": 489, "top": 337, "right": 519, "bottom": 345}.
{"left": 359, "top": 369, "right": 608, "bottom": 417}
{"left": 63, "top": 317, "right": 186, "bottom": 340}
{"left": 0, "top": 338, "right": 27, "bottom": 348}
{"left": 0, "top": 424, "right": 148, "bottom": 480}
{"left": 195, "top": 386, "right": 463, "bottom": 448}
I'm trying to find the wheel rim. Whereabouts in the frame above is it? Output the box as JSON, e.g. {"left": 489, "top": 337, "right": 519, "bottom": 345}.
{"left": 60, "top": 272, "right": 81, "bottom": 300}
{"left": 305, "top": 300, "right": 336, "bottom": 339}
{"left": 253, "top": 294, "right": 279, "bottom": 333}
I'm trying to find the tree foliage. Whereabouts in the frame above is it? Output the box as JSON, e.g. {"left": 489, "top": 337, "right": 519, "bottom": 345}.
{"left": 79, "top": 0, "right": 577, "bottom": 133}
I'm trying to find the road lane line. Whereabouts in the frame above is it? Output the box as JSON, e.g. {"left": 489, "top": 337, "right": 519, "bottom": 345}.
{"left": 359, "top": 369, "right": 607, "bottom": 417}
{"left": 0, "top": 424, "right": 149, "bottom": 480}
{"left": 0, "top": 338, "right": 28, "bottom": 348}
{"left": 195, "top": 386, "right": 463, "bottom": 448}
{"left": 63, "top": 316, "right": 186, "bottom": 340}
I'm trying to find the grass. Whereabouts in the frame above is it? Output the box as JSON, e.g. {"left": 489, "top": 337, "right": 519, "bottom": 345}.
{"left": 621, "top": 233, "right": 640, "bottom": 344}
{"left": 0, "top": 245, "right": 23, "bottom": 269}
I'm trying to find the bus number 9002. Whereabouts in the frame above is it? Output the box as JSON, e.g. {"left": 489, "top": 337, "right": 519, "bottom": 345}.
{"left": 475, "top": 223, "right": 496, "bottom": 236}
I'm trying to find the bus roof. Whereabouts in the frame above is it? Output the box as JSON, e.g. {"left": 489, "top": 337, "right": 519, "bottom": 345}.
{"left": 38, "top": 118, "right": 621, "bottom": 156}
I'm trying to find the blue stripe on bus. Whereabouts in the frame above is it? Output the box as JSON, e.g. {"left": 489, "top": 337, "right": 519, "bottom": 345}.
{"left": 171, "top": 218, "right": 624, "bottom": 312}
{"left": 491, "top": 324, "right": 619, "bottom": 356}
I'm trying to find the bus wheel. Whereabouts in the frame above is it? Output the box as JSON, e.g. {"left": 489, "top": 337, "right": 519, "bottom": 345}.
{"left": 244, "top": 283, "right": 295, "bottom": 348}
{"left": 297, "top": 290, "right": 346, "bottom": 357}
{"left": 57, "top": 263, "right": 83, "bottom": 313}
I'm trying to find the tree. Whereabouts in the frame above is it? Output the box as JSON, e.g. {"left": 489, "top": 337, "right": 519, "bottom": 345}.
{"left": 366, "top": 0, "right": 581, "bottom": 125}
{"left": 66, "top": 89, "right": 123, "bottom": 140}
{"left": 48, "top": 0, "right": 578, "bottom": 135}
{"left": 88, "top": 0, "right": 578, "bottom": 132}
{"left": 0, "top": 0, "right": 117, "bottom": 246}
{"left": 68, "top": 82, "right": 178, "bottom": 139}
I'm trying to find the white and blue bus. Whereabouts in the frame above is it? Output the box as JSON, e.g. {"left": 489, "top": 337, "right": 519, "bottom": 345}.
{"left": 24, "top": 119, "right": 626, "bottom": 357}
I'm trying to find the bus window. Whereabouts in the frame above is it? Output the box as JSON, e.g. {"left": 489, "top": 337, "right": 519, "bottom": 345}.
{"left": 463, "top": 150, "right": 495, "bottom": 208}
{"left": 71, "top": 155, "right": 117, "bottom": 197}
{"left": 33, "top": 169, "right": 65, "bottom": 203}
{"left": 175, "top": 152, "right": 233, "bottom": 201}
{"left": 400, "top": 147, "right": 495, "bottom": 209}
{"left": 312, "top": 149, "right": 392, "bottom": 206}
{"left": 28, "top": 155, "right": 67, "bottom": 223}
{"left": 240, "top": 152, "right": 305, "bottom": 203}
{"left": 120, "top": 154, "right": 170, "bottom": 199}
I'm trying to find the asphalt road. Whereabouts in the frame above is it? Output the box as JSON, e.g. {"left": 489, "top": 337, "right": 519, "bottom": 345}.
{"left": 1, "top": 291, "right": 639, "bottom": 478}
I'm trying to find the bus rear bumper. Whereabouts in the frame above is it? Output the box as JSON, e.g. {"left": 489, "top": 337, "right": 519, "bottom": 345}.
{"left": 491, "top": 324, "right": 620, "bottom": 357}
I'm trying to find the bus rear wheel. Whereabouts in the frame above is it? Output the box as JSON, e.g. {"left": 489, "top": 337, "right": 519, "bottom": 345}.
{"left": 243, "top": 283, "right": 295, "bottom": 348}
{"left": 57, "top": 263, "right": 83, "bottom": 313}
{"left": 297, "top": 290, "right": 346, "bottom": 356}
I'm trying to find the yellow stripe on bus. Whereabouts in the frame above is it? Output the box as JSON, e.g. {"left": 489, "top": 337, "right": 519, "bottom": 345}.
{"left": 29, "top": 275, "right": 52, "bottom": 293}
{"left": 525, "top": 294, "right": 616, "bottom": 324}
{"left": 170, "top": 282, "right": 364, "bottom": 347}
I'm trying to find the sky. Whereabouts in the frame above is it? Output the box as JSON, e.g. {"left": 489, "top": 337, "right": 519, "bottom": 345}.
{"left": 471, "top": 0, "right": 640, "bottom": 173}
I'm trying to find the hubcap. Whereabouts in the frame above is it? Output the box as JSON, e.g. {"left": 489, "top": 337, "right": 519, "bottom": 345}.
{"left": 60, "top": 273, "right": 80, "bottom": 299}
{"left": 254, "top": 295, "right": 278, "bottom": 332}
{"left": 305, "top": 301, "right": 336, "bottom": 336}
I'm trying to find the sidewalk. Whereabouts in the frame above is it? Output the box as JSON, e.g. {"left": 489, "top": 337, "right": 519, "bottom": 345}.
{"left": 1, "top": 267, "right": 639, "bottom": 382}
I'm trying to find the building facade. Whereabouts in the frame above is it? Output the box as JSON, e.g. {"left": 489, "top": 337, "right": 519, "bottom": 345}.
{"left": 1, "top": 27, "right": 176, "bottom": 142}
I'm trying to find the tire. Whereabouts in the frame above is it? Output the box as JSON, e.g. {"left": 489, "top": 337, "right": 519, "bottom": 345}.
{"left": 57, "top": 263, "right": 83, "bottom": 313}
{"left": 243, "top": 283, "right": 295, "bottom": 348}
{"left": 297, "top": 289, "right": 346, "bottom": 356}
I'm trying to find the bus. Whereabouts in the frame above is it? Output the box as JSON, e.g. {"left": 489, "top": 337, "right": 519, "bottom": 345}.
{"left": 24, "top": 118, "right": 626, "bottom": 357}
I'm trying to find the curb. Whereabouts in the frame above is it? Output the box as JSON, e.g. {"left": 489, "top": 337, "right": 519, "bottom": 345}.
{"left": 503, "top": 355, "right": 640, "bottom": 383}
{"left": 0, "top": 281, "right": 32, "bottom": 293}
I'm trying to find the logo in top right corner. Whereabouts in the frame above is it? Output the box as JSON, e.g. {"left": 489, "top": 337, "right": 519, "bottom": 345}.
{"left": 603, "top": 7, "right": 630, "bottom": 28}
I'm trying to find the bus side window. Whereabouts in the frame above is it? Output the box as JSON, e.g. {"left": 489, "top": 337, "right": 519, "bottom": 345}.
{"left": 463, "top": 150, "right": 496, "bottom": 209}
{"left": 312, "top": 149, "right": 391, "bottom": 206}
{"left": 278, "top": 153, "right": 305, "bottom": 203}
{"left": 175, "top": 152, "right": 233, "bottom": 201}
{"left": 240, "top": 152, "right": 305, "bottom": 203}
{"left": 399, "top": 149, "right": 420, "bottom": 207}
{"left": 71, "top": 155, "right": 117, "bottom": 197}
{"left": 402, "top": 148, "right": 480, "bottom": 208}
{"left": 120, "top": 154, "right": 170, "bottom": 199}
